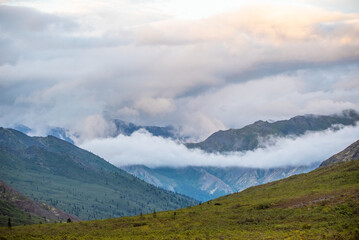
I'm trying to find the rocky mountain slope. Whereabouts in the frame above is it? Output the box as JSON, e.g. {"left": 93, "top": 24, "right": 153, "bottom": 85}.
{"left": 320, "top": 139, "right": 359, "bottom": 167}
{"left": 0, "top": 128, "right": 198, "bottom": 220}
{"left": 187, "top": 109, "right": 359, "bottom": 153}
{"left": 0, "top": 180, "right": 80, "bottom": 226}
{"left": 122, "top": 163, "right": 319, "bottom": 202}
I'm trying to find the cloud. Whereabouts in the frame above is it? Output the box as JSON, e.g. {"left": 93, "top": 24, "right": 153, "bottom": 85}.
{"left": 0, "top": 5, "right": 80, "bottom": 65}
{"left": 175, "top": 68, "right": 359, "bottom": 136}
{"left": 79, "top": 124, "right": 359, "bottom": 168}
{"left": 75, "top": 115, "right": 117, "bottom": 141}
{"left": 134, "top": 97, "right": 175, "bottom": 115}
{"left": 0, "top": 5, "right": 76, "bottom": 33}
{"left": 0, "top": 2, "right": 359, "bottom": 139}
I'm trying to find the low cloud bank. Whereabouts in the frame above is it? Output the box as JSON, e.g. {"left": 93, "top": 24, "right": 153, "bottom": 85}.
{"left": 80, "top": 125, "right": 359, "bottom": 168}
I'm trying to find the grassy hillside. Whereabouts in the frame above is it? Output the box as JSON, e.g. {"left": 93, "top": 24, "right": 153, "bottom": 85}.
{"left": 0, "top": 128, "right": 198, "bottom": 220}
{"left": 0, "top": 199, "right": 45, "bottom": 227}
{"left": 0, "top": 180, "right": 80, "bottom": 226}
{"left": 1, "top": 158, "right": 358, "bottom": 239}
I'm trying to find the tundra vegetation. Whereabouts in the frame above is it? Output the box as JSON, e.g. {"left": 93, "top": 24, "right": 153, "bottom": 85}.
{"left": 1, "top": 159, "right": 358, "bottom": 239}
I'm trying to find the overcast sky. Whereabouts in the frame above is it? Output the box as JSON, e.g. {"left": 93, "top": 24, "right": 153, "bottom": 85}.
{"left": 1, "top": 0, "right": 359, "bottom": 140}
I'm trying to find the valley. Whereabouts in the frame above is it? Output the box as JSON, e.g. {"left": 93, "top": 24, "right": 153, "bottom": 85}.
{"left": 1, "top": 147, "right": 358, "bottom": 239}
{"left": 121, "top": 111, "right": 357, "bottom": 201}
{"left": 122, "top": 163, "right": 319, "bottom": 202}
{"left": 1, "top": 1, "right": 358, "bottom": 238}
{"left": 0, "top": 115, "right": 358, "bottom": 238}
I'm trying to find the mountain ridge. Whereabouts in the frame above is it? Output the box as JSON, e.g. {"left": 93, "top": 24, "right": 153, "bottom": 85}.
{"left": 0, "top": 127, "right": 198, "bottom": 220}
{"left": 122, "top": 111, "right": 359, "bottom": 202}
{"left": 186, "top": 109, "right": 359, "bottom": 153}
{"left": 12, "top": 119, "right": 181, "bottom": 145}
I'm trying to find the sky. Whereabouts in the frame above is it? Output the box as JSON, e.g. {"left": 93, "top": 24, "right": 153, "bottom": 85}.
{"left": 0, "top": 0, "right": 359, "bottom": 141}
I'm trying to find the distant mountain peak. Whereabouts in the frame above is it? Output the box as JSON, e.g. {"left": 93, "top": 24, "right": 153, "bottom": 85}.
{"left": 342, "top": 108, "right": 359, "bottom": 118}
{"left": 187, "top": 110, "right": 359, "bottom": 153}
{"left": 252, "top": 120, "right": 270, "bottom": 126}
{"left": 9, "top": 125, "right": 75, "bottom": 145}
{"left": 112, "top": 119, "right": 180, "bottom": 139}
{"left": 13, "top": 124, "right": 32, "bottom": 134}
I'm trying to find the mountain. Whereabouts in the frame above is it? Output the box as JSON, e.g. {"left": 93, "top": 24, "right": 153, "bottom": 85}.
{"left": 0, "top": 180, "right": 80, "bottom": 226}
{"left": 187, "top": 109, "right": 359, "bottom": 153}
{"left": 320, "top": 139, "right": 359, "bottom": 167}
{"left": 112, "top": 119, "right": 178, "bottom": 139}
{"left": 13, "top": 120, "right": 180, "bottom": 144}
{"left": 12, "top": 124, "right": 32, "bottom": 135}
{"left": 12, "top": 125, "right": 75, "bottom": 144}
{"left": 122, "top": 111, "right": 358, "bottom": 201}
{"left": 122, "top": 163, "right": 319, "bottom": 202}
{"left": 0, "top": 127, "right": 198, "bottom": 220}
{"left": 46, "top": 127, "right": 75, "bottom": 144}
{"left": 122, "top": 165, "right": 233, "bottom": 201}
{"left": 2, "top": 144, "right": 358, "bottom": 239}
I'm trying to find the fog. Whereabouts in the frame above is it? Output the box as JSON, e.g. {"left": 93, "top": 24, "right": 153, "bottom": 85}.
{"left": 80, "top": 124, "right": 359, "bottom": 168}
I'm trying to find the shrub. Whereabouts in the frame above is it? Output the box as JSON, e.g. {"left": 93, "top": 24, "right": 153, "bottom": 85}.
{"left": 232, "top": 204, "right": 241, "bottom": 209}
{"left": 133, "top": 222, "right": 147, "bottom": 227}
{"left": 302, "top": 224, "right": 311, "bottom": 230}
{"left": 255, "top": 203, "right": 271, "bottom": 210}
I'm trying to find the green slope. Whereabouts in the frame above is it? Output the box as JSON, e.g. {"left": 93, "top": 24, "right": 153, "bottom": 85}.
{"left": 0, "top": 180, "right": 80, "bottom": 226}
{"left": 1, "top": 153, "right": 358, "bottom": 239}
{"left": 187, "top": 109, "right": 359, "bottom": 152}
{"left": 0, "top": 199, "right": 44, "bottom": 227}
{"left": 0, "top": 128, "right": 198, "bottom": 221}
